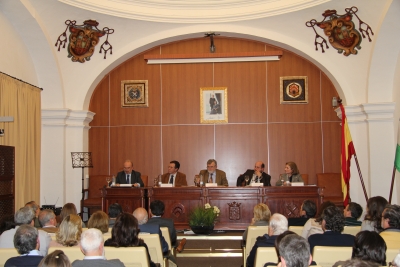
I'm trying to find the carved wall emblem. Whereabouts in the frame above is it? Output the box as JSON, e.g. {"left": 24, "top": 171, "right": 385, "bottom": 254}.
{"left": 170, "top": 203, "right": 185, "bottom": 219}
{"left": 228, "top": 201, "right": 241, "bottom": 220}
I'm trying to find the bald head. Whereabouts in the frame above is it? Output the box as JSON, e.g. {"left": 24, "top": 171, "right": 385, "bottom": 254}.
{"left": 133, "top": 208, "right": 148, "bottom": 225}
{"left": 254, "top": 161, "right": 265, "bottom": 174}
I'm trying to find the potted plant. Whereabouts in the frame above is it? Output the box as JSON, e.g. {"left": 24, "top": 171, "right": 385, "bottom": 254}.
{"left": 189, "top": 203, "right": 220, "bottom": 235}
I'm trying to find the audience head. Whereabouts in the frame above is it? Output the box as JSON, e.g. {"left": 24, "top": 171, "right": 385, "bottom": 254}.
{"left": 15, "top": 206, "right": 35, "bottom": 225}
{"left": 38, "top": 209, "right": 56, "bottom": 227}
{"left": 87, "top": 211, "right": 109, "bottom": 233}
{"left": 274, "top": 231, "right": 297, "bottom": 261}
{"left": 301, "top": 200, "right": 317, "bottom": 218}
{"left": 108, "top": 203, "right": 123, "bottom": 218}
{"left": 352, "top": 230, "right": 386, "bottom": 266}
{"left": 150, "top": 200, "right": 165, "bottom": 216}
{"left": 25, "top": 201, "right": 40, "bottom": 217}
{"left": 109, "top": 212, "right": 140, "bottom": 247}
{"left": 80, "top": 228, "right": 104, "bottom": 256}
{"left": 59, "top": 203, "right": 78, "bottom": 223}
{"left": 269, "top": 213, "right": 288, "bottom": 236}
{"left": 278, "top": 234, "right": 311, "bottom": 267}
{"left": 0, "top": 214, "right": 16, "bottom": 235}
{"left": 340, "top": 259, "right": 380, "bottom": 267}
{"left": 56, "top": 214, "right": 82, "bottom": 247}
{"left": 321, "top": 206, "right": 345, "bottom": 232}
{"left": 14, "top": 224, "right": 38, "bottom": 254}
{"left": 285, "top": 162, "right": 299, "bottom": 175}
{"left": 381, "top": 204, "right": 400, "bottom": 230}
{"left": 38, "top": 250, "right": 72, "bottom": 267}
{"left": 133, "top": 207, "right": 148, "bottom": 225}
{"left": 253, "top": 203, "right": 271, "bottom": 223}
{"left": 365, "top": 196, "right": 388, "bottom": 231}
{"left": 344, "top": 202, "right": 363, "bottom": 220}
{"left": 314, "top": 201, "right": 336, "bottom": 223}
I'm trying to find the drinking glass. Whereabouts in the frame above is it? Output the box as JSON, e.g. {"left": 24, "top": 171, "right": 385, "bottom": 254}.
{"left": 280, "top": 175, "right": 285, "bottom": 186}
{"left": 106, "top": 176, "right": 111, "bottom": 187}
{"left": 244, "top": 175, "right": 250, "bottom": 185}
{"left": 154, "top": 176, "right": 159, "bottom": 187}
{"left": 194, "top": 175, "right": 200, "bottom": 187}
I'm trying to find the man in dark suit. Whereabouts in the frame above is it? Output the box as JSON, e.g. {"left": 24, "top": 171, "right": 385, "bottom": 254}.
{"left": 236, "top": 161, "right": 271, "bottom": 186}
{"left": 199, "top": 159, "right": 228, "bottom": 186}
{"left": 4, "top": 225, "right": 44, "bottom": 267}
{"left": 147, "top": 200, "right": 177, "bottom": 246}
{"left": 72, "top": 228, "right": 124, "bottom": 267}
{"left": 115, "top": 160, "right": 144, "bottom": 187}
{"left": 308, "top": 206, "right": 354, "bottom": 253}
{"left": 161, "top": 160, "right": 187, "bottom": 186}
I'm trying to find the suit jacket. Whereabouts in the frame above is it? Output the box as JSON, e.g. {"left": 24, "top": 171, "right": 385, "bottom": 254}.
{"left": 161, "top": 172, "right": 187, "bottom": 186}
{"left": 236, "top": 170, "right": 271, "bottom": 186}
{"left": 147, "top": 217, "right": 177, "bottom": 245}
{"left": 308, "top": 231, "right": 355, "bottom": 253}
{"left": 5, "top": 255, "right": 44, "bottom": 267}
{"left": 115, "top": 170, "right": 144, "bottom": 187}
{"left": 199, "top": 169, "right": 228, "bottom": 186}
{"left": 139, "top": 223, "right": 169, "bottom": 253}
{"left": 38, "top": 226, "right": 58, "bottom": 234}
{"left": 275, "top": 173, "right": 303, "bottom": 186}
{"left": 72, "top": 259, "right": 125, "bottom": 267}
{"left": 246, "top": 234, "right": 277, "bottom": 267}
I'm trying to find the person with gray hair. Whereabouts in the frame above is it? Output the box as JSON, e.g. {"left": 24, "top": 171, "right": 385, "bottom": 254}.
{"left": 0, "top": 206, "right": 51, "bottom": 256}
{"left": 38, "top": 209, "right": 58, "bottom": 234}
{"left": 71, "top": 228, "right": 124, "bottom": 267}
{"left": 4, "top": 224, "right": 44, "bottom": 267}
{"left": 25, "top": 201, "right": 41, "bottom": 228}
{"left": 278, "top": 234, "right": 312, "bottom": 267}
{"left": 246, "top": 213, "right": 288, "bottom": 267}
{"left": 198, "top": 159, "right": 228, "bottom": 186}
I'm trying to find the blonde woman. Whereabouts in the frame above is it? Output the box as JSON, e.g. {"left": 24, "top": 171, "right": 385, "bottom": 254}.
{"left": 243, "top": 203, "right": 271, "bottom": 240}
{"left": 50, "top": 214, "right": 82, "bottom": 247}
{"left": 87, "top": 211, "right": 109, "bottom": 234}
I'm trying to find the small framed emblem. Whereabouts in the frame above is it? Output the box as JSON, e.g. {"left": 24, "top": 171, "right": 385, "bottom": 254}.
{"left": 121, "top": 80, "right": 148, "bottom": 107}
{"left": 200, "top": 87, "right": 228, "bottom": 124}
{"left": 280, "top": 76, "right": 308, "bottom": 104}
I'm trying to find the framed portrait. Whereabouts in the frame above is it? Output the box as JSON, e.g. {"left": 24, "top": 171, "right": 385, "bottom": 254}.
{"left": 121, "top": 80, "right": 148, "bottom": 107}
{"left": 200, "top": 87, "right": 228, "bottom": 124}
{"left": 280, "top": 76, "right": 308, "bottom": 104}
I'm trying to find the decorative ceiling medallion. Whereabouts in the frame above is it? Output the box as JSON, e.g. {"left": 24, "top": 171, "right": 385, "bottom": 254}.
{"left": 59, "top": 0, "right": 331, "bottom": 23}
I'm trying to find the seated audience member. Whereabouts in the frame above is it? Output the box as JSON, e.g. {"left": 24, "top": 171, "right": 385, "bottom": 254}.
{"left": 161, "top": 160, "right": 187, "bottom": 186}
{"left": 108, "top": 203, "right": 122, "bottom": 227}
{"left": 38, "top": 250, "right": 72, "bottom": 267}
{"left": 87, "top": 210, "right": 109, "bottom": 234}
{"left": 59, "top": 203, "right": 86, "bottom": 228}
{"left": 301, "top": 201, "right": 336, "bottom": 238}
{"left": 198, "top": 159, "right": 229, "bottom": 186}
{"left": 237, "top": 161, "right": 271, "bottom": 187}
{"left": 0, "top": 206, "right": 50, "bottom": 256}
{"left": 275, "top": 162, "right": 303, "bottom": 186}
{"left": 308, "top": 206, "right": 355, "bottom": 253}
{"left": 38, "top": 209, "right": 58, "bottom": 234}
{"left": 361, "top": 196, "right": 388, "bottom": 233}
{"left": 278, "top": 234, "right": 312, "bottom": 267}
{"left": 25, "top": 200, "right": 41, "bottom": 228}
{"left": 71, "top": 228, "right": 124, "bottom": 267}
{"left": 288, "top": 200, "right": 317, "bottom": 227}
{"left": 344, "top": 202, "right": 363, "bottom": 226}
{"left": 243, "top": 203, "right": 271, "bottom": 241}
{"left": 340, "top": 259, "right": 380, "bottom": 267}
{"left": 147, "top": 200, "right": 177, "bottom": 246}
{"left": 0, "top": 214, "right": 15, "bottom": 235}
{"left": 104, "top": 213, "right": 156, "bottom": 267}
{"left": 380, "top": 204, "right": 400, "bottom": 249}
{"left": 4, "top": 225, "right": 44, "bottom": 267}
{"left": 392, "top": 253, "right": 400, "bottom": 267}
{"left": 246, "top": 213, "right": 288, "bottom": 267}
{"left": 50, "top": 214, "right": 82, "bottom": 247}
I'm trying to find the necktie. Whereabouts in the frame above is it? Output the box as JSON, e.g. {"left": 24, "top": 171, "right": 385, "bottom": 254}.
{"left": 127, "top": 174, "right": 130, "bottom": 184}
{"left": 169, "top": 175, "right": 174, "bottom": 184}
{"left": 209, "top": 173, "right": 213, "bottom": 183}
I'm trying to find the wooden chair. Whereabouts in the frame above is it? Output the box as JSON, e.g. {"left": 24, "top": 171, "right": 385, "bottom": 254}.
{"left": 242, "top": 226, "right": 269, "bottom": 267}
{"left": 0, "top": 248, "right": 19, "bottom": 267}
{"left": 81, "top": 175, "right": 108, "bottom": 217}
{"left": 342, "top": 226, "right": 361, "bottom": 236}
{"left": 254, "top": 247, "right": 278, "bottom": 267}
{"left": 105, "top": 247, "right": 150, "bottom": 267}
{"left": 139, "top": 233, "right": 168, "bottom": 267}
{"left": 301, "top": 174, "right": 309, "bottom": 185}
{"left": 142, "top": 175, "right": 148, "bottom": 187}
{"left": 316, "top": 173, "right": 343, "bottom": 206}
{"left": 312, "top": 246, "right": 352, "bottom": 267}
{"left": 288, "top": 226, "right": 303, "bottom": 236}
{"left": 48, "top": 246, "right": 84, "bottom": 262}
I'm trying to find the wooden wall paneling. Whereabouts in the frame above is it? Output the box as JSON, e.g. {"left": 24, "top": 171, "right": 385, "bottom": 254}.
{"left": 161, "top": 63, "right": 213, "bottom": 125}
{"left": 268, "top": 123, "right": 323, "bottom": 185}
{"left": 109, "top": 126, "right": 161, "bottom": 181}
{"left": 321, "top": 122, "right": 341, "bottom": 174}
{"left": 320, "top": 72, "right": 341, "bottom": 121}
{"left": 214, "top": 61, "right": 267, "bottom": 123}
{"left": 215, "top": 124, "right": 268, "bottom": 186}
{"left": 88, "top": 75, "right": 110, "bottom": 127}
{"left": 89, "top": 127, "right": 110, "bottom": 176}
{"left": 162, "top": 125, "right": 215, "bottom": 186}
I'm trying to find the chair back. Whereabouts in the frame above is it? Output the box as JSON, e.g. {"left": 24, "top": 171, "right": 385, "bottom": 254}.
{"left": 48, "top": 246, "right": 84, "bottom": 262}
{"left": 254, "top": 247, "right": 278, "bottom": 267}
{"left": 301, "top": 174, "right": 309, "bottom": 185}
{"left": 139, "top": 233, "right": 167, "bottom": 267}
{"left": 243, "top": 226, "right": 269, "bottom": 267}
{"left": 342, "top": 226, "right": 361, "bottom": 236}
{"left": 160, "top": 227, "right": 172, "bottom": 249}
{"left": 141, "top": 175, "right": 148, "bottom": 187}
{"left": 105, "top": 246, "right": 150, "bottom": 267}
{"left": 0, "top": 248, "right": 19, "bottom": 267}
{"left": 316, "top": 173, "right": 343, "bottom": 206}
{"left": 288, "top": 226, "right": 303, "bottom": 236}
{"left": 312, "top": 246, "right": 352, "bottom": 267}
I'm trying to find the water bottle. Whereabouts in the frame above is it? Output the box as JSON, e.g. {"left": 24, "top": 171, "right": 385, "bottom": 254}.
{"left": 200, "top": 174, "right": 204, "bottom": 187}
{"left": 112, "top": 175, "right": 115, "bottom": 186}
{"left": 158, "top": 174, "right": 162, "bottom": 186}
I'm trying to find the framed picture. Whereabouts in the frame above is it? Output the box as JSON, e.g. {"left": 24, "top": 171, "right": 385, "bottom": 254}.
{"left": 200, "top": 87, "right": 228, "bottom": 124}
{"left": 280, "top": 76, "right": 308, "bottom": 104}
{"left": 121, "top": 80, "right": 148, "bottom": 107}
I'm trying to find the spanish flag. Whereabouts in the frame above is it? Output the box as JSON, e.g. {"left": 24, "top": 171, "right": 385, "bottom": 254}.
{"left": 395, "top": 119, "right": 400, "bottom": 172}
{"left": 340, "top": 104, "right": 355, "bottom": 207}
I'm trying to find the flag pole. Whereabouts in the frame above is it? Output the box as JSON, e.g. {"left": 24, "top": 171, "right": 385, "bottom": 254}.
{"left": 389, "top": 166, "right": 396, "bottom": 204}
{"left": 353, "top": 153, "right": 368, "bottom": 202}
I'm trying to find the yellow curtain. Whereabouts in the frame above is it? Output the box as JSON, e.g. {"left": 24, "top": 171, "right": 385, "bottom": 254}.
{"left": 0, "top": 73, "right": 41, "bottom": 210}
